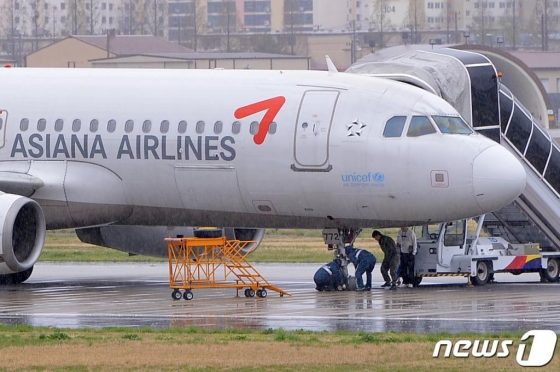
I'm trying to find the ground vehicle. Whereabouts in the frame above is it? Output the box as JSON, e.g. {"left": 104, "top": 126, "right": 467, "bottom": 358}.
{"left": 413, "top": 215, "right": 560, "bottom": 286}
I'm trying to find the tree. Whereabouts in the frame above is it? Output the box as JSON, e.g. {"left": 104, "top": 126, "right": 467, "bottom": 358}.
{"left": 406, "top": 0, "right": 425, "bottom": 44}
{"left": 211, "top": 0, "right": 237, "bottom": 52}
{"left": 371, "top": 0, "right": 393, "bottom": 48}
{"left": 284, "top": 0, "right": 306, "bottom": 55}
{"left": 86, "top": 0, "right": 100, "bottom": 34}
{"left": 188, "top": 0, "right": 206, "bottom": 51}
{"left": 146, "top": 0, "right": 167, "bottom": 36}
{"left": 66, "top": 0, "right": 87, "bottom": 34}
{"left": 499, "top": 0, "right": 520, "bottom": 49}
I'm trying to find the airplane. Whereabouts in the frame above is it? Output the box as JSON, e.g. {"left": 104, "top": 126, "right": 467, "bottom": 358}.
{"left": 0, "top": 67, "right": 526, "bottom": 284}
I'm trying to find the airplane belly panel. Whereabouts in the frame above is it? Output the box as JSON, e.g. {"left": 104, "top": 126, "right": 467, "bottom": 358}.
{"left": 174, "top": 165, "right": 247, "bottom": 213}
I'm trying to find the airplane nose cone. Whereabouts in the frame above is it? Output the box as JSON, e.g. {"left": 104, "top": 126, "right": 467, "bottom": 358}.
{"left": 473, "top": 145, "right": 526, "bottom": 212}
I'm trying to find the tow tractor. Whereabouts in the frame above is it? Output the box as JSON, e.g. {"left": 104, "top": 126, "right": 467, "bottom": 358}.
{"left": 413, "top": 215, "right": 560, "bottom": 286}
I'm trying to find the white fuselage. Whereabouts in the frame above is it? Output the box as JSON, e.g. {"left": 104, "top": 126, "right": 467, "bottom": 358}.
{"left": 0, "top": 68, "right": 525, "bottom": 229}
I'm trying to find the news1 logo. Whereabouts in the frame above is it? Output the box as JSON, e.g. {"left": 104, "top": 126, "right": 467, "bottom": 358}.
{"left": 433, "top": 330, "right": 558, "bottom": 367}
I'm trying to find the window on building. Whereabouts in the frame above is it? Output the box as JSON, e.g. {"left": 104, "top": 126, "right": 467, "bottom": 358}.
{"left": 540, "top": 78, "right": 550, "bottom": 93}
{"left": 102, "top": 2, "right": 106, "bottom": 9}
{"left": 61, "top": 2, "right": 65, "bottom": 10}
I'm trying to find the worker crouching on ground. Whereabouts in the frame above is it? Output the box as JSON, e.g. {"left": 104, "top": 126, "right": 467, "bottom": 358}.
{"left": 314, "top": 259, "right": 346, "bottom": 291}
{"left": 372, "top": 230, "right": 400, "bottom": 290}
{"left": 344, "top": 245, "right": 376, "bottom": 291}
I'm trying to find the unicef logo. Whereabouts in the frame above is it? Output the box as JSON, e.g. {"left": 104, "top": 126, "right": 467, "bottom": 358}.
{"left": 373, "top": 172, "right": 385, "bottom": 182}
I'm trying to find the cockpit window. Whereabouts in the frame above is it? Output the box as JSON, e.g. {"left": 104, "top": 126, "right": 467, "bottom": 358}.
{"left": 407, "top": 116, "right": 437, "bottom": 137}
{"left": 432, "top": 115, "right": 473, "bottom": 135}
{"left": 383, "top": 116, "right": 406, "bottom": 138}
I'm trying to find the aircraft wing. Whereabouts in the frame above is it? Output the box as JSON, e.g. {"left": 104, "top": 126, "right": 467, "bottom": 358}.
{"left": 0, "top": 172, "right": 43, "bottom": 197}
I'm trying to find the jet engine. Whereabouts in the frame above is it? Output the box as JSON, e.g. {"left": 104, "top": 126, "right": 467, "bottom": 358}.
{"left": 75, "top": 226, "right": 265, "bottom": 257}
{"left": 0, "top": 193, "right": 46, "bottom": 284}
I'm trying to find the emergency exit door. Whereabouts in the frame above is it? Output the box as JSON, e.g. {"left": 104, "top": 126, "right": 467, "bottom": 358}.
{"left": 292, "top": 91, "right": 339, "bottom": 171}
{"left": 0, "top": 110, "right": 7, "bottom": 149}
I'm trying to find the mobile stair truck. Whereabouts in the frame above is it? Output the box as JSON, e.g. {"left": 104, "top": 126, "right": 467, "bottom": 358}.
{"left": 412, "top": 215, "right": 560, "bottom": 286}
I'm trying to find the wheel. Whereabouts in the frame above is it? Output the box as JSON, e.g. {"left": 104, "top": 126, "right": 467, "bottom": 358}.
{"left": 183, "top": 291, "right": 194, "bottom": 300}
{"left": 256, "top": 289, "right": 262, "bottom": 297}
{"left": 171, "top": 290, "right": 182, "bottom": 300}
{"left": 259, "top": 289, "right": 267, "bottom": 298}
{"left": 193, "top": 228, "right": 223, "bottom": 238}
{"left": 412, "top": 276, "right": 423, "bottom": 287}
{"left": 244, "top": 288, "right": 251, "bottom": 297}
{"left": 248, "top": 289, "right": 255, "bottom": 297}
{"left": 540, "top": 258, "right": 560, "bottom": 283}
{"left": 470, "top": 260, "right": 492, "bottom": 286}
{"left": 0, "top": 266, "right": 34, "bottom": 285}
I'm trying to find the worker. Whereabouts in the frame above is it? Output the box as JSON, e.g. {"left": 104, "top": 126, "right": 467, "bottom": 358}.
{"left": 372, "top": 230, "right": 400, "bottom": 290}
{"left": 313, "top": 259, "right": 345, "bottom": 291}
{"left": 396, "top": 227, "right": 417, "bottom": 288}
{"left": 344, "top": 245, "right": 376, "bottom": 291}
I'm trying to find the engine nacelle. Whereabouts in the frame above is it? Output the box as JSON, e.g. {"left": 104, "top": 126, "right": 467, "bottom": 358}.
{"left": 76, "top": 226, "right": 265, "bottom": 258}
{"left": 0, "top": 193, "right": 46, "bottom": 275}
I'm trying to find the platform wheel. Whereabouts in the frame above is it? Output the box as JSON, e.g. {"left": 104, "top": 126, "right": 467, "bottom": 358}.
{"left": 183, "top": 291, "right": 194, "bottom": 300}
{"left": 244, "top": 288, "right": 251, "bottom": 297}
{"left": 256, "top": 289, "right": 262, "bottom": 297}
{"left": 540, "top": 258, "right": 560, "bottom": 283}
{"left": 258, "top": 289, "right": 267, "bottom": 298}
{"left": 171, "top": 290, "right": 182, "bottom": 300}
{"left": 248, "top": 289, "right": 255, "bottom": 297}
{"left": 470, "top": 260, "right": 492, "bottom": 286}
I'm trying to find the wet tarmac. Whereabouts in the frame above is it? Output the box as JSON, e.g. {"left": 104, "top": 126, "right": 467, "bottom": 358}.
{"left": 1, "top": 262, "right": 560, "bottom": 334}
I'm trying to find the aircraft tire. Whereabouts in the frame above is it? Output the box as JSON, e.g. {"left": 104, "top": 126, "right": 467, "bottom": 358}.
{"left": 470, "top": 261, "right": 491, "bottom": 286}
{"left": 0, "top": 266, "right": 34, "bottom": 285}
{"left": 540, "top": 258, "right": 560, "bottom": 283}
{"left": 193, "top": 229, "right": 223, "bottom": 238}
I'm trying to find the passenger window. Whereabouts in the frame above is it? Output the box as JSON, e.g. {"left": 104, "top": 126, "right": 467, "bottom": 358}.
{"left": 214, "top": 121, "right": 223, "bottom": 134}
{"left": 160, "top": 120, "right": 169, "bottom": 133}
{"left": 526, "top": 126, "right": 551, "bottom": 175}
{"left": 55, "top": 119, "right": 64, "bottom": 132}
{"left": 142, "top": 120, "right": 152, "bottom": 133}
{"left": 545, "top": 147, "right": 560, "bottom": 195}
{"left": 72, "top": 119, "right": 81, "bottom": 132}
{"left": 506, "top": 104, "right": 532, "bottom": 154}
{"left": 432, "top": 116, "right": 472, "bottom": 135}
{"left": 383, "top": 116, "right": 406, "bottom": 137}
{"left": 107, "top": 119, "right": 116, "bottom": 133}
{"left": 250, "top": 121, "right": 259, "bottom": 135}
{"left": 90, "top": 119, "right": 99, "bottom": 132}
{"left": 178, "top": 120, "right": 187, "bottom": 134}
{"left": 20, "top": 118, "right": 29, "bottom": 131}
{"left": 407, "top": 116, "right": 436, "bottom": 137}
{"left": 125, "top": 120, "right": 134, "bottom": 133}
{"left": 196, "top": 121, "right": 205, "bottom": 134}
{"left": 232, "top": 121, "right": 241, "bottom": 134}
{"left": 269, "top": 122, "right": 277, "bottom": 134}
{"left": 37, "top": 118, "right": 46, "bottom": 132}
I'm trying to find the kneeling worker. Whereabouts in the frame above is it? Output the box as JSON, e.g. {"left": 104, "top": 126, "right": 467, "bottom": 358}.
{"left": 314, "top": 259, "right": 345, "bottom": 291}
{"left": 345, "top": 245, "right": 376, "bottom": 291}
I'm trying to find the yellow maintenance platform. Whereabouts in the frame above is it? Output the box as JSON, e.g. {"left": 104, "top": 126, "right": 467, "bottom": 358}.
{"left": 166, "top": 236, "right": 290, "bottom": 300}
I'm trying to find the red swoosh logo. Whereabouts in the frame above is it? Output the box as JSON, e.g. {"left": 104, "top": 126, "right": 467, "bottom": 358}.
{"left": 234, "top": 96, "right": 286, "bottom": 145}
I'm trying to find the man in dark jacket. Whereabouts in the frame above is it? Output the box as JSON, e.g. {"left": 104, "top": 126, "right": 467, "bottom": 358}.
{"left": 344, "top": 245, "right": 376, "bottom": 291}
{"left": 314, "top": 259, "right": 345, "bottom": 291}
{"left": 372, "top": 230, "right": 400, "bottom": 290}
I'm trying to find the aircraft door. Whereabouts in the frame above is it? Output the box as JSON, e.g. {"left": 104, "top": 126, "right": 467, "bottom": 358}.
{"left": 292, "top": 91, "right": 339, "bottom": 171}
{"left": 438, "top": 220, "right": 467, "bottom": 268}
{"left": 0, "top": 110, "right": 7, "bottom": 149}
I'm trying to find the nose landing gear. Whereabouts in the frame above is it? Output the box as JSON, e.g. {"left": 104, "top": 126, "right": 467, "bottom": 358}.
{"left": 322, "top": 227, "right": 362, "bottom": 291}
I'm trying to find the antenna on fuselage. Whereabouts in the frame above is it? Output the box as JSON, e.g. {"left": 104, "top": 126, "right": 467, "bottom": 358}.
{"left": 325, "top": 55, "right": 338, "bottom": 74}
